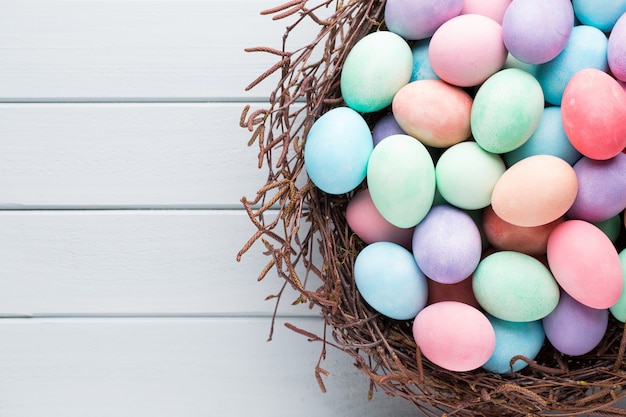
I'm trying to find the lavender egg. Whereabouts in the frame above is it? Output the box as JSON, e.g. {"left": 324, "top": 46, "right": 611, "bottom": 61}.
{"left": 542, "top": 290, "right": 609, "bottom": 356}
{"left": 412, "top": 205, "right": 482, "bottom": 284}
{"left": 372, "top": 113, "right": 405, "bottom": 147}
{"left": 385, "top": 0, "right": 463, "bottom": 40}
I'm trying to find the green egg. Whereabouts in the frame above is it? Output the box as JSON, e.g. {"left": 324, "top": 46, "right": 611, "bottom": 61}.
{"left": 609, "top": 249, "right": 626, "bottom": 322}
{"left": 340, "top": 31, "right": 413, "bottom": 113}
{"left": 367, "top": 134, "right": 435, "bottom": 228}
{"left": 471, "top": 68, "right": 544, "bottom": 154}
{"left": 473, "top": 251, "right": 560, "bottom": 322}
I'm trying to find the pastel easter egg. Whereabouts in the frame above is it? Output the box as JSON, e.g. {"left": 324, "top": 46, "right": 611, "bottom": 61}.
{"left": 504, "top": 53, "right": 537, "bottom": 75}
{"left": 609, "top": 12, "right": 626, "bottom": 82}
{"left": 435, "top": 141, "right": 506, "bottom": 210}
{"left": 482, "top": 316, "right": 545, "bottom": 374}
{"left": 567, "top": 153, "right": 626, "bottom": 222}
{"left": 410, "top": 39, "right": 441, "bottom": 82}
{"left": 542, "top": 290, "right": 609, "bottom": 356}
{"left": 491, "top": 155, "right": 578, "bottom": 227}
{"left": 385, "top": 0, "right": 463, "bottom": 40}
{"left": 392, "top": 80, "right": 473, "bottom": 148}
{"left": 547, "top": 220, "right": 623, "bottom": 309}
{"left": 346, "top": 188, "right": 414, "bottom": 249}
{"left": 535, "top": 25, "right": 608, "bottom": 106}
{"left": 340, "top": 31, "right": 413, "bottom": 113}
{"left": 429, "top": 14, "right": 508, "bottom": 87}
{"left": 461, "top": 0, "right": 512, "bottom": 24}
{"left": 609, "top": 249, "right": 626, "bottom": 322}
{"left": 482, "top": 206, "right": 564, "bottom": 256}
{"left": 367, "top": 134, "right": 435, "bottom": 228}
{"left": 573, "top": 0, "right": 626, "bottom": 32}
{"left": 426, "top": 276, "right": 480, "bottom": 308}
{"left": 472, "top": 251, "right": 560, "bottom": 322}
{"left": 412, "top": 205, "right": 482, "bottom": 284}
{"left": 502, "top": 0, "right": 574, "bottom": 65}
{"left": 372, "top": 113, "right": 405, "bottom": 147}
{"left": 354, "top": 242, "right": 428, "bottom": 320}
{"left": 303, "top": 107, "right": 372, "bottom": 194}
{"left": 561, "top": 68, "right": 626, "bottom": 160}
{"left": 413, "top": 301, "right": 496, "bottom": 372}
{"left": 471, "top": 68, "right": 544, "bottom": 154}
{"left": 504, "top": 106, "right": 582, "bottom": 167}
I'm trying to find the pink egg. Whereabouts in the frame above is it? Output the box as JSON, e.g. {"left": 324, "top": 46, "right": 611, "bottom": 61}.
{"left": 413, "top": 301, "right": 495, "bottom": 372}
{"left": 491, "top": 155, "right": 578, "bottom": 227}
{"left": 429, "top": 14, "right": 508, "bottom": 87}
{"left": 385, "top": 0, "right": 464, "bottom": 40}
{"left": 346, "top": 188, "right": 414, "bottom": 248}
{"left": 561, "top": 68, "right": 626, "bottom": 160}
{"left": 461, "top": 0, "right": 512, "bottom": 24}
{"left": 392, "top": 80, "right": 473, "bottom": 148}
{"left": 547, "top": 220, "right": 623, "bottom": 309}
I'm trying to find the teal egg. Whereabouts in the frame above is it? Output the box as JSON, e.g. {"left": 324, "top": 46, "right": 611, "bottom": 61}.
{"left": 410, "top": 38, "right": 441, "bottom": 82}
{"left": 609, "top": 249, "right": 626, "bottom": 322}
{"left": 340, "top": 31, "right": 413, "bottom": 113}
{"left": 594, "top": 215, "right": 622, "bottom": 243}
{"left": 473, "top": 251, "right": 560, "bottom": 322}
{"left": 303, "top": 107, "right": 373, "bottom": 194}
{"left": 367, "top": 134, "right": 435, "bottom": 228}
{"left": 354, "top": 241, "right": 428, "bottom": 320}
{"left": 504, "top": 106, "right": 582, "bottom": 167}
{"left": 435, "top": 141, "right": 506, "bottom": 210}
{"left": 482, "top": 315, "right": 545, "bottom": 374}
{"left": 471, "top": 68, "right": 544, "bottom": 154}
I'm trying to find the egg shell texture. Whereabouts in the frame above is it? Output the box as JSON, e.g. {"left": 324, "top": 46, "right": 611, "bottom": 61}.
{"left": 502, "top": 0, "right": 574, "bottom": 65}
{"left": 372, "top": 113, "right": 405, "bottom": 147}
{"left": 472, "top": 251, "right": 560, "bottom": 322}
{"left": 346, "top": 188, "right": 414, "bottom": 249}
{"left": 410, "top": 39, "right": 441, "bottom": 82}
{"left": 385, "top": 0, "right": 463, "bottom": 40}
{"left": 491, "top": 154, "right": 578, "bottom": 227}
{"left": 573, "top": 0, "right": 626, "bottom": 32}
{"left": 547, "top": 220, "right": 623, "bottom": 309}
{"left": 428, "top": 14, "right": 508, "bottom": 87}
{"left": 471, "top": 68, "right": 544, "bottom": 154}
{"left": 367, "top": 134, "right": 436, "bottom": 228}
{"left": 303, "top": 107, "right": 372, "bottom": 195}
{"left": 435, "top": 141, "right": 506, "bottom": 210}
{"left": 561, "top": 68, "right": 626, "bottom": 160}
{"left": 461, "top": 0, "right": 512, "bottom": 24}
{"left": 340, "top": 31, "right": 413, "bottom": 113}
{"left": 413, "top": 301, "right": 496, "bottom": 372}
{"left": 567, "top": 153, "right": 626, "bottom": 222}
{"left": 412, "top": 205, "right": 482, "bottom": 284}
{"left": 609, "top": 249, "right": 626, "bottom": 322}
{"left": 542, "top": 290, "right": 609, "bottom": 356}
{"left": 482, "top": 315, "right": 545, "bottom": 374}
{"left": 609, "top": 12, "right": 626, "bottom": 81}
{"left": 392, "top": 80, "right": 473, "bottom": 148}
{"left": 354, "top": 242, "right": 428, "bottom": 320}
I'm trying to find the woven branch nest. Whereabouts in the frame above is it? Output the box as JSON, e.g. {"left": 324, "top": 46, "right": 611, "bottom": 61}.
{"left": 237, "top": 1, "right": 626, "bottom": 416}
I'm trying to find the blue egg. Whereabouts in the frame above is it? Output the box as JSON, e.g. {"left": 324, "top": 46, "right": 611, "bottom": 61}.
{"left": 482, "top": 315, "right": 545, "bottom": 374}
{"left": 573, "top": 0, "right": 626, "bottom": 32}
{"left": 535, "top": 25, "right": 608, "bottom": 105}
{"left": 354, "top": 242, "right": 428, "bottom": 320}
{"left": 504, "top": 106, "right": 582, "bottom": 167}
{"left": 410, "top": 38, "right": 441, "bottom": 82}
{"left": 304, "top": 107, "right": 373, "bottom": 194}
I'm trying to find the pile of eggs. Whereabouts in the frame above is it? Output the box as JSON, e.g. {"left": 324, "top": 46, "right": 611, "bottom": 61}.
{"left": 303, "top": 0, "right": 626, "bottom": 374}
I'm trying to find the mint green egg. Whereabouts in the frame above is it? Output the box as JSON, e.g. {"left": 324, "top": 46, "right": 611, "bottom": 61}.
{"left": 340, "top": 31, "right": 413, "bottom": 113}
{"left": 473, "top": 251, "right": 560, "bottom": 322}
{"left": 367, "top": 134, "right": 435, "bottom": 228}
{"left": 609, "top": 249, "right": 626, "bottom": 322}
{"left": 435, "top": 141, "right": 506, "bottom": 210}
{"left": 471, "top": 68, "right": 544, "bottom": 154}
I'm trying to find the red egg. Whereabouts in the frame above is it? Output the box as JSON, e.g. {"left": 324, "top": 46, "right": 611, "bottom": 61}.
{"left": 561, "top": 68, "right": 626, "bottom": 160}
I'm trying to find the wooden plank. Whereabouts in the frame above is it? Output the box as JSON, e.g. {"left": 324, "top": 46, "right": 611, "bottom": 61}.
{"left": 0, "top": 103, "right": 275, "bottom": 208}
{"left": 0, "top": 210, "right": 317, "bottom": 317}
{"left": 0, "top": 0, "right": 324, "bottom": 101}
{"left": 0, "top": 317, "right": 420, "bottom": 417}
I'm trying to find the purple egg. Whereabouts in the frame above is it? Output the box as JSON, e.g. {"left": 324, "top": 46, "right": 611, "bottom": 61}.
{"left": 412, "top": 205, "right": 482, "bottom": 284}
{"left": 384, "top": 0, "right": 463, "bottom": 40}
{"left": 372, "top": 113, "right": 405, "bottom": 147}
{"left": 608, "top": 12, "right": 626, "bottom": 82}
{"left": 542, "top": 290, "right": 608, "bottom": 356}
{"left": 567, "top": 153, "right": 626, "bottom": 222}
{"left": 502, "top": 0, "right": 574, "bottom": 64}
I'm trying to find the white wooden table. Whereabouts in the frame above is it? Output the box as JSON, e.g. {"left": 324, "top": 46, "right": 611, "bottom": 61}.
{"left": 0, "top": 1, "right": 419, "bottom": 416}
